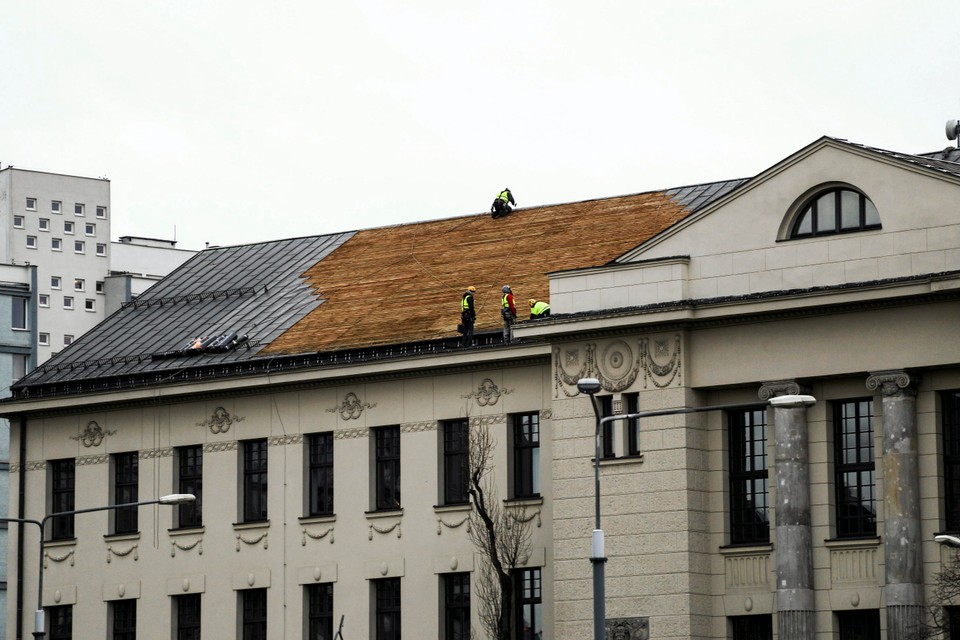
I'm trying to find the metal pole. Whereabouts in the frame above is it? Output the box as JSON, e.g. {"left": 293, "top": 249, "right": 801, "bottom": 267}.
{"left": 586, "top": 392, "right": 606, "bottom": 640}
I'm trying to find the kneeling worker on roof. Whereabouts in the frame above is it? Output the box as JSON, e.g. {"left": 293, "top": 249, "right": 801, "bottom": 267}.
{"left": 491, "top": 188, "right": 516, "bottom": 218}
{"left": 529, "top": 299, "right": 550, "bottom": 319}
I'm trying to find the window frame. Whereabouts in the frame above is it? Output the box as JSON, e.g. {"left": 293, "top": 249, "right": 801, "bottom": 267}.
{"left": 63, "top": 296, "right": 74, "bottom": 310}
{"left": 39, "top": 294, "right": 49, "bottom": 307}
{"left": 52, "top": 238, "right": 62, "bottom": 251}
{"left": 85, "top": 298, "right": 96, "bottom": 312}
{"left": 50, "top": 200, "right": 60, "bottom": 214}
{"left": 63, "top": 334, "right": 74, "bottom": 346}
{"left": 97, "top": 242, "right": 107, "bottom": 257}
{"left": 85, "top": 222, "right": 96, "bottom": 236}
{"left": 515, "top": 567, "right": 543, "bottom": 640}
{"left": 942, "top": 391, "right": 960, "bottom": 532}
{"left": 96, "top": 205, "right": 108, "bottom": 219}
{"left": 374, "top": 426, "right": 401, "bottom": 511}
{"left": 512, "top": 412, "right": 541, "bottom": 499}
{"left": 13, "top": 215, "right": 24, "bottom": 228}
{"left": 74, "top": 240, "right": 85, "bottom": 254}
{"left": 836, "top": 609, "right": 881, "bottom": 640}
{"left": 833, "top": 399, "right": 877, "bottom": 538}
{"left": 74, "top": 203, "right": 85, "bottom": 216}
{"left": 375, "top": 577, "right": 401, "bottom": 640}
{"left": 242, "top": 439, "right": 268, "bottom": 523}
{"left": 307, "top": 432, "right": 334, "bottom": 517}
{"left": 111, "top": 599, "right": 136, "bottom": 640}
{"left": 64, "top": 221, "right": 74, "bottom": 235}
{"left": 177, "top": 445, "right": 202, "bottom": 529}
{"left": 175, "top": 593, "right": 201, "bottom": 640}
{"left": 50, "top": 459, "right": 76, "bottom": 540}
{"left": 26, "top": 235, "right": 37, "bottom": 249}
{"left": 306, "top": 582, "right": 334, "bottom": 640}
{"left": 51, "top": 276, "right": 61, "bottom": 290}
{"left": 39, "top": 217, "right": 50, "bottom": 231}
{"left": 599, "top": 395, "right": 615, "bottom": 458}
{"left": 728, "top": 407, "right": 770, "bottom": 545}
{"left": 26, "top": 197, "right": 37, "bottom": 211}
{"left": 241, "top": 589, "right": 267, "bottom": 640}
{"left": 113, "top": 452, "right": 139, "bottom": 535}
{"left": 12, "top": 296, "right": 28, "bottom": 330}
{"left": 730, "top": 615, "right": 773, "bottom": 640}
{"left": 442, "top": 419, "right": 470, "bottom": 506}
{"left": 39, "top": 332, "right": 50, "bottom": 346}
{"left": 443, "top": 573, "right": 470, "bottom": 640}
{"left": 47, "top": 604, "right": 72, "bottom": 640}
{"left": 790, "top": 187, "right": 881, "bottom": 239}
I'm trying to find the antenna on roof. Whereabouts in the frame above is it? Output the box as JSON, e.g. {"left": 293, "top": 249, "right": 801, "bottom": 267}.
{"left": 947, "top": 119, "right": 960, "bottom": 147}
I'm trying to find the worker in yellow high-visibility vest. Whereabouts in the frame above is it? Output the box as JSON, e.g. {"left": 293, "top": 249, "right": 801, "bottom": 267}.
{"left": 460, "top": 286, "right": 476, "bottom": 347}
{"left": 490, "top": 188, "right": 516, "bottom": 218}
{"left": 529, "top": 299, "right": 551, "bottom": 319}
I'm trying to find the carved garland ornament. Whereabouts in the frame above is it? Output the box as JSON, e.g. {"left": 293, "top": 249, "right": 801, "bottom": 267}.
{"left": 302, "top": 526, "right": 335, "bottom": 545}
{"left": 170, "top": 537, "right": 203, "bottom": 557}
{"left": 437, "top": 514, "right": 471, "bottom": 535}
{"left": 197, "top": 407, "right": 245, "bottom": 434}
{"left": 44, "top": 549, "right": 75, "bottom": 568}
{"left": 236, "top": 531, "right": 268, "bottom": 551}
{"left": 106, "top": 543, "right": 138, "bottom": 563}
{"left": 327, "top": 392, "right": 376, "bottom": 421}
{"left": 554, "top": 335, "right": 682, "bottom": 397}
{"left": 70, "top": 421, "right": 116, "bottom": 448}
{"left": 461, "top": 378, "right": 513, "bottom": 407}
{"left": 369, "top": 521, "right": 401, "bottom": 540}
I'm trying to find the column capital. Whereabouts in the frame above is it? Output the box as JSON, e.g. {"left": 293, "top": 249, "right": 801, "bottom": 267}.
{"left": 866, "top": 370, "right": 920, "bottom": 397}
{"left": 758, "top": 380, "right": 811, "bottom": 401}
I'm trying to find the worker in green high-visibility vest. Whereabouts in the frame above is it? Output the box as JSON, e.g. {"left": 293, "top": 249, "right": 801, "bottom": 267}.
{"left": 490, "top": 187, "right": 516, "bottom": 218}
{"left": 529, "top": 298, "right": 551, "bottom": 319}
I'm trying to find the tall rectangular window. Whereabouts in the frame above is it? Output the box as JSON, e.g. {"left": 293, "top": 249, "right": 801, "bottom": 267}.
{"left": 943, "top": 391, "right": 960, "bottom": 531}
{"left": 599, "top": 396, "right": 615, "bottom": 458}
{"left": 243, "top": 439, "right": 268, "bottom": 522}
{"left": 731, "top": 615, "right": 772, "bottom": 639}
{"left": 375, "top": 426, "right": 401, "bottom": 511}
{"left": 729, "top": 408, "right": 770, "bottom": 544}
{"left": 443, "top": 420, "right": 469, "bottom": 505}
{"left": 175, "top": 593, "right": 201, "bottom": 640}
{"left": 50, "top": 459, "right": 75, "bottom": 540}
{"left": 308, "top": 432, "right": 334, "bottom": 516}
{"left": 513, "top": 413, "right": 540, "bottom": 498}
{"left": 834, "top": 399, "right": 876, "bottom": 538}
{"left": 306, "top": 583, "right": 333, "bottom": 640}
{"left": 375, "top": 578, "right": 401, "bottom": 640}
{"left": 515, "top": 568, "right": 542, "bottom": 640}
{"left": 111, "top": 599, "right": 136, "bottom": 640}
{"left": 114, "top": 452, "right": 139, "bottom": 534}
{"left": 442, "top": 573, "right": 470, "bottom": 640}
{"left": 624, "top": 392, "right": 641, "bottom": 456}
{"left": 47, "top": 604, "right": 72, "bottom": 640}
{"left": 177, "top": 445, "right": 202, "bottom": 528}
{"left": 11, "top": 297, "right": 27, "bottom": 330}
{"left": 241, "top": 589, "right": 267, "bottom": 640}
{"left": 837, "top": 609, "right": 880, "bottom": 640}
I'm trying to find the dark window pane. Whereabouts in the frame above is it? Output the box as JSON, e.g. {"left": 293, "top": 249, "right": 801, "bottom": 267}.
{"left": 837, "top": 609, "right": 880, "bottom": 640}
{"left": 243, "top": 440, "right": 268, "bottom": 522}
{"left": 834, "top": 400, "right": 876, "bottom": 538}
{"left": 515, "top": 568, "right": 542, "bottom": 640}
{"left": 309, "top": 433, "right": 334, "bottom": 516}
{"left": 600, "top": 396, "right": 614, "bottom": 458}
{"left": 50, "top": 459, "right": 75, "bottom": 540}
{"left": 178, "top": 446, "right": 202, "bottom": 528}
{"left": 242, "top": 589, "right": 267, "bottom": 640}
{"left": 729, "top": 408, "right": 769, "bottom": 544}
{"left": 307, "top": 583, "right": 334, "bottom": 640}
{"left": 513, "top": 413, "right": 540, "bottom": 498}
{"left": 944, "top": 392, "right": 960, "bottom": 531}
{"left": 176, "top": 594, "right": 201, "bottom": 640}
{"left": 443, "top": 573, "right": 470, "bottom": 640}
{"left": 114, "top": 452, "right": 139, "bottom": 534}
{"left": 791, "top": 188, "right": 881, "bottom": 239}
{"left": 375, "top": 427, "right": 401, "bottom": 510}
{"left": 112, "top": 600, "right": 136, "bottom": 640}
{"left": 47, "top": 605, "right": 72, "bottom": 640}
{"left": 375, "top": 578, "right": 401, "bottom": 640}
{"left": 625, "top": 393, "right": 641, "bottom": 456}
{"left": 443, "top": 421, "right": 470, "bottom": 505}
{"left": 731, "top": 615, "right": 772, "bottom": 640}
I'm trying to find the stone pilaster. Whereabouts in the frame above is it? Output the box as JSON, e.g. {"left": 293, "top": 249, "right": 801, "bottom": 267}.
{"left": 759, "top": 382, "right": 816, "bottom": 640}
{"left": 866, "top": 370, "right": 923, "bottom": 639}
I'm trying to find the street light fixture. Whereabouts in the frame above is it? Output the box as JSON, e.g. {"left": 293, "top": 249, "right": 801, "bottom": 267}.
{"left": 576, "top": 378, "right": 815, "bottom": 640}
{"left": 2, "top": 493, "right": 195, "bottom": 639}
{"left": 935, "top": 534, "right": 960, "bottom": 548}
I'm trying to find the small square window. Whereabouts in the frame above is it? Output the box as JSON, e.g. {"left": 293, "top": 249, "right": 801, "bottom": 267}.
{"left": 13, "top": 215, "right": 24, "bottom": 228}
{"left": 74, "top": 278, "right": 85, "bottom": 292}
{"left": 38, "top": 294, "right": 49, "bottom": 307}
{"left": 63, "top": 334, "right": 74, "bottom": 346}
{"left": 96, "top": 206, "right": 107, "bottom": 219}
{"left": 85, "top": 223, "right": 95, "bottom": 236}
{"left": 25, "top": 197, "right": 36, "bottom": 211}
{"left": 85, "top": 299, "right": 95, "bottom": 312}
{"left": 39, "top": 218, "right": 49, "bottom": 231}
{"left": 95, "top": 281, "right": 105, "bottom": 294}
{"left": 39, "top": 332, "right": 50, "bottom": 346}
{"left": 63, "top": 296, "right": 74, "bottom": 310}
{"left": 51, "top": 201, "right": 61, "bottom": 214}
{"left": 96, "top": 243, "right": 106, "bottom": 257}
{"left": 74, "top": 203, "right": 84, "bottom": 216}
{"left": 51, "top": 276, "right": 61, "bottom": 289}
{"left": 64, "top": 221, "right": 74, "bottom": 234}
{"left": 26, "top": 236, "right": 37, "bottom": 249}
{"left": 51, "top": 238, "right": 62, "bottom": 251}
{"left": 74, "top": 241, "right": 84, "bottom": 254}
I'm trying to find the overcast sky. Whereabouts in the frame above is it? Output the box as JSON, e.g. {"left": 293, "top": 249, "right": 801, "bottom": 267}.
{"left": 1, "top": 1, "right": 957, "bottom": 251}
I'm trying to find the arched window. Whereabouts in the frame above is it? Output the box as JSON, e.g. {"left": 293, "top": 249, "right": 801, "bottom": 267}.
{"left": 790, "top": 188, "right": 880, "bottom": 238}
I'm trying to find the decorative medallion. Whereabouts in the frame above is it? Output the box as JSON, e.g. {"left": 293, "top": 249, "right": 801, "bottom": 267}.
{"left": 326, "top": 392, "right": 376, "bottom": 421}
{"left": 606, "top": 617, "right": 650, "bottom": 640}
{"left": 597, "top": 340, "right": 640, "bottom": 391}
{"left": 640, "top": 335, "right": 682, "bottom": 389}
{"left": 70, "top": 421, "right": 116, "bottom": 448}
{"left": 555, "top": 335, "right": 683, "bottom": 396}
{"left": 197, "top": 407, "right": 245, "bottom": 435}
{"left": 462, "top": 378, "right": 513, "bottom": 407}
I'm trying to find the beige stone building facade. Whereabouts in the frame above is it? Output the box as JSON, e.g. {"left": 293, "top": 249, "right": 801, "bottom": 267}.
{"left": 3, "top": 137, "right": 960, "bottom": 639}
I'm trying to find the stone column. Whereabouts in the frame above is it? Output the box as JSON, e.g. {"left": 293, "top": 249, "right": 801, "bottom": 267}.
{"left": 759, "top": 381, "right": 817, "bottom": 640}
{"left": 866, "top": 370, "right": 923, "bottom": 640}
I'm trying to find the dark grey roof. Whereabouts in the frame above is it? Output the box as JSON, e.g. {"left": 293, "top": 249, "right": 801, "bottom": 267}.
{"left": 16, "top": 233, "right": 354, "bottom": 389}
{"left": 666, "top": 179, "right": 749, "bottom": 212}
{"left": 918, "top": 147, "right": 960, "bottom": 163}
{"left": 832, "top": 138, "right": 960, "bottom": 180}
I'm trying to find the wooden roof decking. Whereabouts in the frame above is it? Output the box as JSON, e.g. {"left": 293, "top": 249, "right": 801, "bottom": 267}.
{"left": 263, "top": 192, "right": 691, "bottom": 353}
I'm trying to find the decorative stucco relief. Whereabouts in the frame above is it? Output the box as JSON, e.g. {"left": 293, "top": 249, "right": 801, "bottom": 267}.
{"left": 334, "top": 427, "right": 370, "bottom": 440}
{"left": 866, "top": 370, "right": 920, "bottom": 397}
{"left": 203, "top": 442, "right": 238, "bottom": 453}
{"left": 554, "top": 335, "right": 682, "bottom": 397}
{"left": 327, "top": 392, "right": 376, "bottom": 420}
{"left": 401, "top": 421, "right": 437, "bottom": 433}
{"left": 302, "top": 526, "right": 335, "bottom": 545}
{"left": 106, "top": 543, "right": 138, "bottom": 563}
{"left": 268, "top": 434, "right": 303, "bottom": 446}
{"left": 170, "top": 537, "right": 203, "bottom": 557}
{"left": 461, "top": 378, "right": 513, "bottom": 407}
{"left": 236, "top": 531, "right": 268, "bottom": 551}
{"left": 437, "top": 514, "right": 471, "bottom": 535}
{"left": 76, "top": 454, "right": 109, "bottom": 466}
{"left": 606, "top": 617, "right": 650, "bottom": 640}
{"left": 369, "top": 521, "right": 401, "bottom": 540}
{"left": 197, "top": 407, "right": 245, "bottom": 434}
{"left": 44, "top": 549, "right": 74, "bottom": 568}
{"left": 70, "top": 421, "right": 116, "bottom": 447}
{"left": 140, "top": 448, "right": 173, "bottom": 460}
{"left": 469, "top": 415, "right": 507, "bottom": 428}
